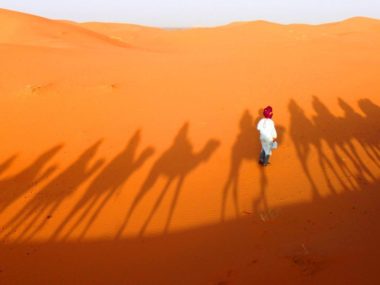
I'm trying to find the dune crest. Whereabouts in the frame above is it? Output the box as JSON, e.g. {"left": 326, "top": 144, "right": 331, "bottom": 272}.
{"left": 0, "top": 8, "right": 133, "bottom": 48}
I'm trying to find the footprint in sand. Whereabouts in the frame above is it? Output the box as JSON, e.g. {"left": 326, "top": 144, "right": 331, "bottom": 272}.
{"left": 288, "top": 253, "right": 325, "bottom": 276}
{"left": 21, "top": 83, "right": 55, "bottom": 97}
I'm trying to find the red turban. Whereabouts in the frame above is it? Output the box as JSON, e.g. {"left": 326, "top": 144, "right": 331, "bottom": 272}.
{"left": 263, "top": 106, "right": 273, "bottom": 119}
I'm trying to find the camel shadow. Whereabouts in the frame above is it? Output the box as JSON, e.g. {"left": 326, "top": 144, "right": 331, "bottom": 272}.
{"left": 2, "top": 141, "right": 103, "bottom": 242}
{"left": 288, "top": 97, "right": 380, "bottom": 201}
{"left": 221, "top": 110, "right": 258, "bottom": 221}
{"left": 312, "top": 96, "right": 375, "bottom": 188}
{"left": 0, "top": 145, "right": 62, "bottom": 215}
{"left": 358, "top": 98, "right": 380, "bottom": 163}
{"left": 0, "top": 155, "right": 17, "bottom": 178}
{"left": 116, "top": 122, "right": 220, "bottom": 238}
{"left": 51, "top": 130, "right": 154, "bottom": 241}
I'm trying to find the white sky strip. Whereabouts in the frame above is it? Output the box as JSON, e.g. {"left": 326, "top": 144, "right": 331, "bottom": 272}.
{"left": 1, "top": 0, "right": 380, "bottom": 27}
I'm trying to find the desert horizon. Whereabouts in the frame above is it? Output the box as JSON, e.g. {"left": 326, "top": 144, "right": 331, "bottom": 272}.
{"left": 0, "top": 7, "right": 380, "bottom": 284}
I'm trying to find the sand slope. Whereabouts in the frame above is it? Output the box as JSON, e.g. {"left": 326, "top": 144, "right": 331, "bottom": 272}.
{"left": 0, "top": 8, "right": 380, "bottom": 284}
{"left": 0, "top": 8, "right": 132, "bottom": 48}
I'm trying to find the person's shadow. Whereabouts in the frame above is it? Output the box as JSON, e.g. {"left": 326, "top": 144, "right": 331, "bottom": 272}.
{"left": 221, "top": 110, "right": 258, "bottom": 221}
{"left": 0, "top": 145, "right": 62, "bottom": 215}
{"left": 115, "top": 122, "right": 220, "bottom": 238}
{"left": 253, "top": 118, "right": 286, "bottom": 219}
{"left": 51, "top": 130, "right": 154, "bottom": 241}
{"left": 2, "top": 141, "right": 103, "bottom": 242}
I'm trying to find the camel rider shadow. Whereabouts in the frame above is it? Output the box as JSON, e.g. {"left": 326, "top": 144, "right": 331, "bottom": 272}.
{"left": 116, "top": 122, "right": 220, "bottom": 238}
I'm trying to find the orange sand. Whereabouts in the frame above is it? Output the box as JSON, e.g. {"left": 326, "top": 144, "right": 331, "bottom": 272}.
{"left": 0, "top": 8, "right": 380, "bottom": 284}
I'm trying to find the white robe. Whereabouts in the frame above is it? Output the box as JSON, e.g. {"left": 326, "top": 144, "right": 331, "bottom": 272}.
{"left": 257, "top": 118, "right": 277, "bottom": 155}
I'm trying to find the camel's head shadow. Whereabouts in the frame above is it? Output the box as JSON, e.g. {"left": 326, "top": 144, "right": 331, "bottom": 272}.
{"left": 199, "top": 139, "right": 220, "bottom": 162}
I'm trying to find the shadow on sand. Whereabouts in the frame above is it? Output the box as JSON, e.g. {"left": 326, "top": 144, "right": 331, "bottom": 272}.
{"left": 288, "top": 97, "right": 380, "bottom": 200}
{"left": 221, "top": 109, "right": 285, "bottom": 221}
{"left": 1, "top": 141, "right": 103, "bottom": 242}
{"left": 50, "top": 130, "right": 154, "bottom": 241}
{"left": 0, "top": 97, "right": 379, "bottom": 254}
{"left": 0, "top": 146, "right": 62, "bottom": 215}
{"left": 115, "top": 122, "right": 220, "bottom": 238}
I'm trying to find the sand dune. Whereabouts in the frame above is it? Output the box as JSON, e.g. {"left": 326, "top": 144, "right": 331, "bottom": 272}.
{"left": 0, "top": 8, "right": 379, "bottom": 284}
{"left": 0, "top": 8, "right": 132, "bottom": 48}
{"left": 80, "top": 22, "right": 163, "bottom": 46}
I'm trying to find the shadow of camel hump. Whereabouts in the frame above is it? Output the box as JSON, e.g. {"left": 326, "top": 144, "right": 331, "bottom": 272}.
{"left": 0, "top": 145, "right": 63, "bottom": 215}
{"left": 115, "top": 122, "right": 220, "bottom": 239}
{"left": 51, "top": 130, "right": 154, "bottom": 241}
{"left": 1, "top": 141, "right": 103, "bottom": 242}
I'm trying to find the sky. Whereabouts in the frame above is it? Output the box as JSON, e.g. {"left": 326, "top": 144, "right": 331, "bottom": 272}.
{"left": 1, "top": 0, "right": 380, "bottom": 27}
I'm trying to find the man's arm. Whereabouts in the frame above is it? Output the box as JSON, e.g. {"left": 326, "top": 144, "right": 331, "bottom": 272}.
{"left": 272, "top": 122, "right": 278, "bottom": 141}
